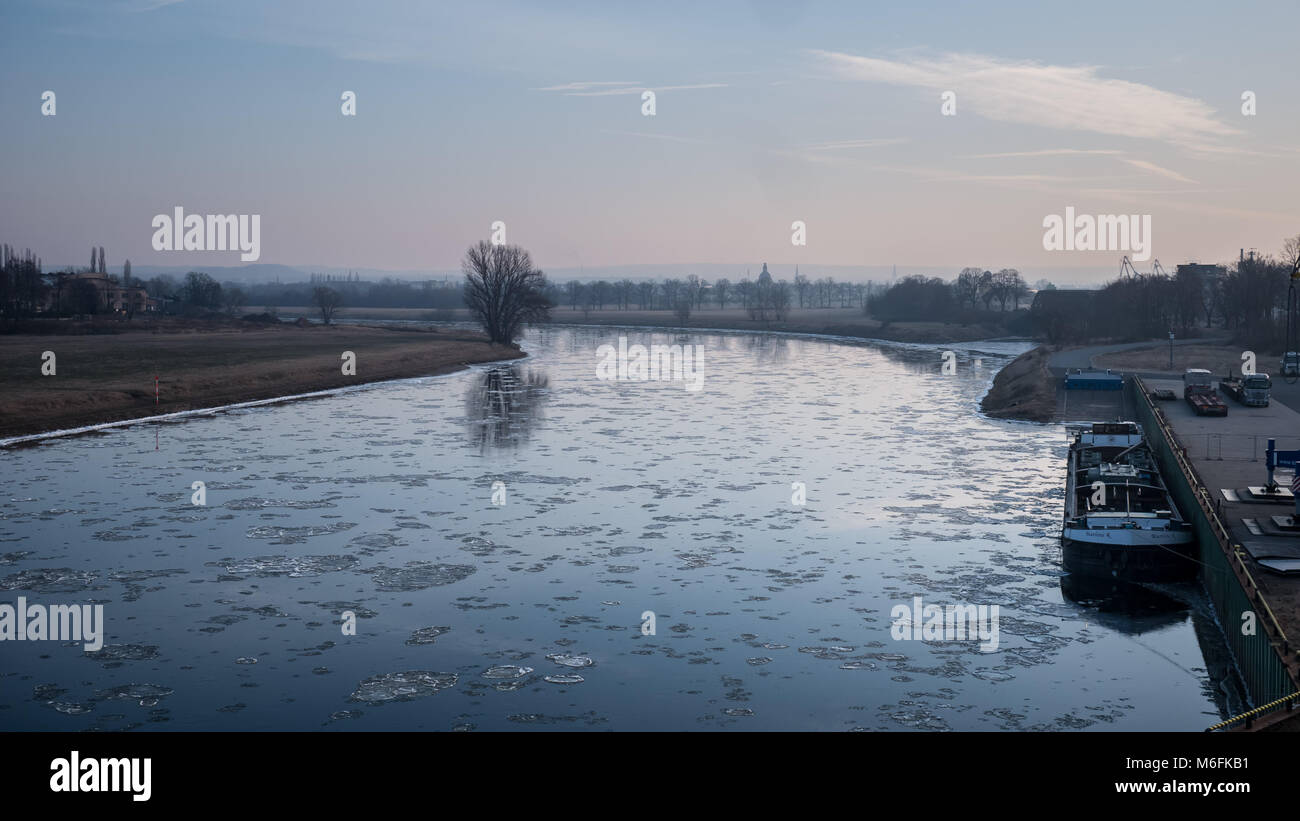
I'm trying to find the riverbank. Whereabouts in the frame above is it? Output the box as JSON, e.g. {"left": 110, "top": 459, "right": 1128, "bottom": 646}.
{"left": 980, "top": 345, "right": 1055, "bottom": 422}
{"left": 978, "top": 336, "right": 1257, "bottom": 423}
{"left": 548, "top": 306, "right": 1014, "bottom": 343}
{"left": 0, "top": 322, "right": 523, "bottom": 440}
{"left": 276, "top": 305, "right": 1014, "bottom": 345}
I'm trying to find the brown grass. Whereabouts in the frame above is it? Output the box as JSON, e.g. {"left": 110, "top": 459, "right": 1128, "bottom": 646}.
{"left": 547, "top": 307, "right": 1006, "bottom": 343}
{"left": 1094, "top": 343, "right": 1276, "bottom": 378}
{"left": 269, "top": 305, "right": 1011, "bottom": 344}
{"left": 980, "top": 345, "right": 1055, "bottom": 422}
{"left": 0, "top": 322, "right": 522, "bottom": 438}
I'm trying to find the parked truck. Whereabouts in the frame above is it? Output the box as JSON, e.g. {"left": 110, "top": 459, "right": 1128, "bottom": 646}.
{"left": 1283, "top": 352, "right": 1300, "bottom": 378}
{"left": 1221, "top": 373, "right": 1271, "bottom": 407}
{"left": 1184, "top": 368, "right": 1228, "bottom": 416}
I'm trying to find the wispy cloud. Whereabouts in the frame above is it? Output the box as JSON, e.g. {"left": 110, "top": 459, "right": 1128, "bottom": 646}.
{"left": 967, "top": 147, "right": 1197, "bottom": 184}
{"left": 1120, "top": 158, "right": 1196, "bottom": 183}
{"left": 599, "top": 129, "right": 712, "bottom": 145}
{"left": 813, "top": 50, "right": 1240, "bottom": 148}
{"left": 537, "top": 82, "right": 727, "bottom": 97}
{"left": 930, "top": 173, "right": 1077, "bottom": 184}
{"left": 534, "top": 81, "right": 642, "bottom": 92}
{"left": 965, "top": 149, "right": 1122, "bottom": 158}
{"left": 126, "top": 0, "right": 185, "bottom": 11}
{"left": 802, "top": 138, "right": 908, "bottom": 151}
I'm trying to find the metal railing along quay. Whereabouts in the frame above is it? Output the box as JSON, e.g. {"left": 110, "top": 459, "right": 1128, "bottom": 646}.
{"left": 1130, "top": 377, "right": 1300, "bottom": 730}
{"left": 1206, "top": 691, "right": 1300, "bottom": 732}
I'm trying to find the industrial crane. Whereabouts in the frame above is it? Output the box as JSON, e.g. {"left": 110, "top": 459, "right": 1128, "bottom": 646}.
{"left": 1286, "top": 257, "right": 1300, "bottom": 383}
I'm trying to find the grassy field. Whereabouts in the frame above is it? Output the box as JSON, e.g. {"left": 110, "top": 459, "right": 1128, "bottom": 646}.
{"left": 1094, "top": 343, "right": 1285, "bottom": 378}
{"left": 0, "top": 321, "right": 522, "bottom": 439}
{"left": 277, "top": 305, "right": 1013, "bottom": 344}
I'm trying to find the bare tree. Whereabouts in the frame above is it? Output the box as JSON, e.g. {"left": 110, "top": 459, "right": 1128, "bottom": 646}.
{"left": 686, "top": 274, "right": 706, "bottom": 309}
{"left": 993, "top": 269, "right": 1024, "bottom": 311}
{"left": 978, "top": 270, "right": 997, "bottom": 311}
{"left": 461, "top": 241, "right": 552, "bottom": 343}
{"left": 312, "top": 285, "right": 343, "bottom": 325}
{"left": 224, "top": 287, "right": 247, "bottom": 316}
{"left": 772, "top": 280, "right": 792, "bottom": 320}
{"left": 618, "top": 279, "right": 636, "bottom": 310}
{"left": 1284, "top": 234, "right": 1300, "bottom": 275}
{"left": 953, "top": 267, "right": 983, "bottom": 310}
{"left": 794, "top": 272, "right": 810, "bottom": 308}
{"left": 715, "top": 277, "right": 730, "bottom": 310}
{"left": 565, "top": 280, "right": 582, "bottom": 310}
{"left": 673, "top": 297, "right": 692, "bottom": 326}
{"left": 661, "top": 278, "right": 683, "bottom": 311}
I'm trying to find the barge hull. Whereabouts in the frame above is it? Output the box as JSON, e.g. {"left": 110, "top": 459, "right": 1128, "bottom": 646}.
{"left": 1062, "top": 537, "right": 1197, "bottom": 582}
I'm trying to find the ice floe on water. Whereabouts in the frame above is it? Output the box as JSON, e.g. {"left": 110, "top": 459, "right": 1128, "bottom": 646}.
{"left": 0, "top": 327, "right": 1226, "bottom": 730}
{"left": 482, "top": 665, "right": 533, "bottom": 679}
{"left": 244, "top": 522, "right": 356, "bottom": 544}
{"left": 86, "top": 644, "right": 160, "bottom": 663}
{"left": 365, "top": 562, "right": 477, "bottom": 592}
{"left": 405, "top": 626, "right": 451, "bottom": 645}
{"left": 0, "top": 568, "right": 100, "bottom": 593}
{"left": 91, "top": 683, "right": 175, "bottom": 707}
{"left": 209, "top": 554, "right": 360, "bottom": 578}
{"left": 349, "top": 672, "right": 458, "bottom": 704}
{"left": 546, "top": 653, "right": 594, "bottom": 668}
{"left": 226, "top": 497, "right": 338, "bottom": 511}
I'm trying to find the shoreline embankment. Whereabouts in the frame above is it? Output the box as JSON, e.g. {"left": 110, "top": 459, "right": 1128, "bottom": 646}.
{"left": 0, "top": 322, "right": 523, "bottom": 441}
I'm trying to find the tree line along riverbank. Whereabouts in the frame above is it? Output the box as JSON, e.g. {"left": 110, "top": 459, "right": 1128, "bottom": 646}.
{"left": 1, "top": 309, "right": 1049, "bottom": 441}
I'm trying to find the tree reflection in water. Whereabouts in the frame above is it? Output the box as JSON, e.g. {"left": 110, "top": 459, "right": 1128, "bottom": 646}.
{"left": 464, "top": 365, "right": 549, "bottom": 451}
{"left": 742, "top": 333, "right": 788, "bottom": 366}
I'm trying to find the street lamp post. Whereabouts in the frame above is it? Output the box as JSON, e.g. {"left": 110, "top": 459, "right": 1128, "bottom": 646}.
{"left": 1168, "top": 331, "right": 1174, "bottom": 371}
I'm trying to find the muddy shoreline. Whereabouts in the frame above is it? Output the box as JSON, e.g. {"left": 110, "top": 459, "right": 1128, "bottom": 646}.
{"left": 980, "top": 345, "right": 1055, "bottom": 422}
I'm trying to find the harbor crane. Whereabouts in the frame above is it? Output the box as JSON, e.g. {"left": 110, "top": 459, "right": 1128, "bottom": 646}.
{"left": 1286, "top": 257, "right": 1300, "bottom": 383}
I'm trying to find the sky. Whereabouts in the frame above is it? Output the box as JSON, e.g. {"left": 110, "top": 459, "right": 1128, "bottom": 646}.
{"left": 2, "top": 0, "right": 1299, "bottom": 282}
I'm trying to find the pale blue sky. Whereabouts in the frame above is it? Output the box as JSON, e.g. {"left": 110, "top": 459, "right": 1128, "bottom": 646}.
{"left": 3, "top": 0, "right": 1298, "bottom": 280}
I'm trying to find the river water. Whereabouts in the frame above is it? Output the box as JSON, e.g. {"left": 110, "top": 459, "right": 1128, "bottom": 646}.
{"left": 0, "top": 326, "right": 1237, "bottom": 730}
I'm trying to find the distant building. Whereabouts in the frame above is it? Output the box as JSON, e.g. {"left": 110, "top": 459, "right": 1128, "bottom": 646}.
{"left": 61, "top": 272, "right": 157, "bottom": 314}
{"left": 1175, "top": 262, "right": 1226, "bottom": 280}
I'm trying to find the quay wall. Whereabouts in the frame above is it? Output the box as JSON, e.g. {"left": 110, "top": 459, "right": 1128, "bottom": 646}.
{"left": 1128, "top": 377, "right": 1298, "bottom": 710}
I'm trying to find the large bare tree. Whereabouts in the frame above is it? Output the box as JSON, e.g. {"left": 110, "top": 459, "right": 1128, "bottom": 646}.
{"left": 462, "top": 241, "right": 552, "bottom": 343}
{"left": 311, "top": 285, "right": 343, "bottom": 325}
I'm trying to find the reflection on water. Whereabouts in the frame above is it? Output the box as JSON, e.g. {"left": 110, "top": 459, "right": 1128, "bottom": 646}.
{"left": 0, "top": 327, "right": 1232, "bottom": 730}
{"left": 1060, "top": 573, "right": 1189, "bottom": 628}
{"left": 464, "top": 366, "right": 549, "bottom": 451}
{"left": 740, "top": 332, "right": 789, "bottom": 366}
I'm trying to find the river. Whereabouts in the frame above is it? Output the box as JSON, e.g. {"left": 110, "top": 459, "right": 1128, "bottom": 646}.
{"left": 0, "top": 326, "right": 1238, "bottom": 730}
